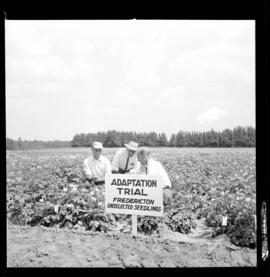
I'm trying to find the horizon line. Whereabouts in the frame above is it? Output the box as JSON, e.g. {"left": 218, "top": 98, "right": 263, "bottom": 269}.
{"left": 6, "top": 125, "right": 256, "bottom": 142}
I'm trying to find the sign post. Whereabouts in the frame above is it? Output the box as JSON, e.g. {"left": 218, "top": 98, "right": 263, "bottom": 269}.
{"left": 132, "top": 214, "right": 137, "bottom": 235}
{"left": 105, "top": 173, "right": 164, "bottom": 235}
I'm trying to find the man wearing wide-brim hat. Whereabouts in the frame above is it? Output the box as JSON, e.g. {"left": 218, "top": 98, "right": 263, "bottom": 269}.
{"left": 111, "top": 141, "right": 140, "bottom": 174}
{"left": 83, "top": 141, "right": 112, "bottom": 185}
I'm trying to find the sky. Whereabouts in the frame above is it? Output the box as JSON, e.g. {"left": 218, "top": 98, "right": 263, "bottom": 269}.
{"left": 5, "top": 20, "right": 255, "bottom": 141}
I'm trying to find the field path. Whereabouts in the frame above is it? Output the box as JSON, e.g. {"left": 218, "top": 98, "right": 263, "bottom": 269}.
{"left": 7, "top": 221, "right": 256, "bottom": 267}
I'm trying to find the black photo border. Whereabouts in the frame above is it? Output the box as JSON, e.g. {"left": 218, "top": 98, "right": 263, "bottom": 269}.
{"left": 0, "top": 0, "right": 269, "bottom": 276}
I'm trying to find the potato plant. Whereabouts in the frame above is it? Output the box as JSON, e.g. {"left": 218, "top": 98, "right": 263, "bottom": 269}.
{"left": 6, "top": 148, "right": 256, "bottom": 248}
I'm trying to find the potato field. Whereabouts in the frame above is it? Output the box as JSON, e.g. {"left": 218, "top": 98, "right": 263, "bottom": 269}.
{"left": 6, "top": 147, "right": 256, "bottom": 267}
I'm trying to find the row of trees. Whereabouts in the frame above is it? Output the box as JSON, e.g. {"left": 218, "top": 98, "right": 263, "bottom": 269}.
{"left": 6, "top": 126, "right": 255, "bottom": 150}
{"left": 71, "top": 131, "right": 169, "bottom": 147}
{"left": 71, "top": 126, "right": 255, "bottom": 148}
{"left": 6, "top": 138, "right": 71, "bottom": 150}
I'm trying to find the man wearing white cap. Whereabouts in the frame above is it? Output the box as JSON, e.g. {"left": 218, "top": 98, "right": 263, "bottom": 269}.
{"left": 83, "top": 141, "right": 112, "bottom": 185}
{"left": 111, "top": 141, "right": 140, "bottom": 174}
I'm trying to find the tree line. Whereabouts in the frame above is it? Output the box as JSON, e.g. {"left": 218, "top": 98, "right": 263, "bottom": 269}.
{"left": 71, "top": 126, "right": 255, "bottom": 148}
{"left": 6, "top": 126, "right": 255, "bottom": 150}
{"left": 6, "top": 138, "right": 71, "bottom": 150}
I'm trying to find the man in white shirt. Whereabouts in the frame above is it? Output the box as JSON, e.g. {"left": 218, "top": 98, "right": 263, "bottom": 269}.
{"left": 83, "top": 141, "right": 112, "bottom": 186}
{"left": 137, "top": 147, "right": 172, "bottom": 206}
{"left": 111, "top": 141, "right": 140, "bottom": 174}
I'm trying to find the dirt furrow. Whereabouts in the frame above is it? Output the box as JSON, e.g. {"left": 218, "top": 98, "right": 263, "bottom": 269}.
{"left": 7, "top": 223, "right": 256, "bottom": 267}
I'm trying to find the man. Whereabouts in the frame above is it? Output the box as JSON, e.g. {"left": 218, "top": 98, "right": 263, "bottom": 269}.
{"left": 83, "top": 141, "right": 112, "bottom": 185}
{"left": 137, "top": 147, "right": 172, "bottom": 206}
{"left": 111, "top": 141, "right": 140, "bottom": 174}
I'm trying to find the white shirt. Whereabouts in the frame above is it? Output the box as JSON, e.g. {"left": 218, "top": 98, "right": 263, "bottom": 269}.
{"left": 111, "top": 148, "right": 140, "bottom": 173}
{"left": 83, "top": 155, "right": 111, "bottom": 179}
{"left": 139, "top": 158, "right": 171, "bottom": 188}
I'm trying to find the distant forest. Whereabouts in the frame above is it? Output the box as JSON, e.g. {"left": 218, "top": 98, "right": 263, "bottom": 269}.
{"left": 6, "top": 126, "right": 255, "bottom": 150}
{"left": 6, "top": 139, "right": 71, "bottom": 150}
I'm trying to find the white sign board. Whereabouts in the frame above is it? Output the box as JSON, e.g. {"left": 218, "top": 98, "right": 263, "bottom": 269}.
{"left": 105, "top": 174, "right": 164, "bottom": 217}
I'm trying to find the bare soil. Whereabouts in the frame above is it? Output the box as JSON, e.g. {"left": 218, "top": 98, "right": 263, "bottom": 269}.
{"left": 7, "top": 219, "right": 256, "bottom": 268}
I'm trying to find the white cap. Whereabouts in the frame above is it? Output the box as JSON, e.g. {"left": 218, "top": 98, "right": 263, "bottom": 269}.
{"left": 92, "top": 141, "right": 103, "bottom": 149}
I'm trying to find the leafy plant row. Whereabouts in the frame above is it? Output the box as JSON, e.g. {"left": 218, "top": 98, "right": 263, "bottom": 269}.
{"left": 6, "top": 149, "right": 256, "bottom": 248}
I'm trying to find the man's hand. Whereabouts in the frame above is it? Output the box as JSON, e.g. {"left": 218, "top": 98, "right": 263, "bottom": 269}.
{"left": 94, "top": 178, "right": 105, "bottom": 185}
{"left": 87, "top": 177, "right": 97, "bottom": 186}
{"left": 163, "top": 187, "right": 172, "bottom": 206}
{"left": 123, "top": 168, "right": 134, "bottom": 174}
{"left": 88, "top": 177, "right": 105, "bottom": 186}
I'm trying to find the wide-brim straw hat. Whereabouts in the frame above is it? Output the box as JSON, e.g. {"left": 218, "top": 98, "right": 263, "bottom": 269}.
{"left": 124, "top": 141, "right": 139, "bottom": 151}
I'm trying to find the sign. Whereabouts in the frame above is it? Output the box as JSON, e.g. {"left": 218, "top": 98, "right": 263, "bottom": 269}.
{"left": 105, "top": 174, "right": 164, "bottom": 217}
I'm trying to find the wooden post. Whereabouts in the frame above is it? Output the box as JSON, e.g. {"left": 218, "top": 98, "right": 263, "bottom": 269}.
{"left": 132, "top": 214, "right": 137, "bottom": 236}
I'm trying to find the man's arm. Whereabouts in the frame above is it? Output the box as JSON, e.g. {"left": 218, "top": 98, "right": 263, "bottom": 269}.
{"left": 91, "top": 158, "right": 112, "bottom": 185}
{"left": 83, "top": 158, "right": 93, "bottom": 180}
{"left": 159, "top": 163, "right": 172, "bottom": 205}
{"left": 111, "top": 150, "right": 121, "bottom": 172}
{"left": 158, "top": 162, "right": 172, "bottom": 188}
{"left": 105, "top": 157, "right": 112, "bottom": 174}
{"left": 92, "top": 177, "right": 105, "bottom": 185}
{"left": 94, "top": 158, "right": 112, "bottom": 183}
{"left": 129, "top": 159, "right": 141, "bottom": 174}
{"left": 83, "top": 159, "right": 102, "bottom": 186}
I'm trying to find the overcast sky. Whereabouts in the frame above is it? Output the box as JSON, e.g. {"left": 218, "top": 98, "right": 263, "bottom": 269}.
{"left": 5, "top": 20, "right": 255, "bottom": 141}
